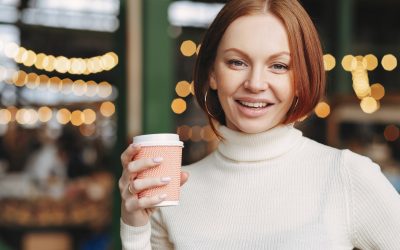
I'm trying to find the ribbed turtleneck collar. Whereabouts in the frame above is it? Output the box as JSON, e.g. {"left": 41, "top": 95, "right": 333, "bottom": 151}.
{"left": 216, "top": 124, "right": 303, "bottom": 162}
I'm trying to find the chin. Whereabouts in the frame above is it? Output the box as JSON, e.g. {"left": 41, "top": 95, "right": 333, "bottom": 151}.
{"left": 229, "top": 120, "right": 279, "bottom": 134}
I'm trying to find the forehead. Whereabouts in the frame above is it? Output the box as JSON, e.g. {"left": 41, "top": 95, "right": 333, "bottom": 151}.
{"left": 218, "top": 14, "right": 290, "bottom": 56}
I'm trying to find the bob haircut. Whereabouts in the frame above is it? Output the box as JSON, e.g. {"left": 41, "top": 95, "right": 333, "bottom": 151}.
{"left": 193, "top": 0, "right": 325, "bottom": 138}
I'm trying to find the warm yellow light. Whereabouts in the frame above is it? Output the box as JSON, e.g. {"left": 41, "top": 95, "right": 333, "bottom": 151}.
{"left": 384, "top": 125, "right": 399, "bottom": 142}
{"left": 175, "top": 80, "right": 191, "bottom": 97}
{"left": 43, "top": 55, "right": 56, "bottom": 72}
{"left": 370, "top": 83, "right": 385, "bottom": 100}
{"left": 23, "top": 50, "right": 36, "bottom": 67}
{"left": 100, "top": 102, "right": 115, "bottom": 117}
{"left": 180, "top": 40, "right": 197, "bottom": 57}
{"left": 15, "top": 108, "right": 27, "bottom": 124}
{"left": 177, "top": 125, "right": 192, "bottom": 141}
{"left": 13, "top": 70, "right": 27, "bottom": 87}
{"left": 38, "top": 106, "right": 52, "bottom": 122}
{"left": 0, "top": 109, "right": 11, "bottom": 124}
{"left": 91, "top": 57, "right": 102, "bottom": 73}
{"left": 314, "top": 101, "right": 331, "bottom": 118}
{"left": 4, "top": 42, "right": 19, "bottom": 58}
{"left": 171, "top": 98, "right": 187, "bottom": 114}
{"left": 364, "top": 54, "right": 378, "bottom": 71}
{"left": 353, "top": 85, "right": 371, "bottom": 99}
{"left": 37, "top": 74, "right": 50, "bottom": 91}
{"left": 70, "top": 58, "right": 81, "bottom": 74}
{"left": 341, "top": 55, "right": 354, "bottom": 71}
{"left": 26, "top": 72, "right": 39, "bottom": 89}
{"left": 56, "top": 108, "right": 71, "bottom": 124}
{"left": 61, "top": 78, "right": 73, "bottom": 94}
{"left": 97, "top": 81, "right": 112, "bottom": 98}
{"left": 360, "top": 97, "right": 378, "bottom": 114}
{"left": 106, "top": 52, "right": 118, "bottom": 67}
{"left": 54, "top": 56, "right": 70, "bottom": 74}
{"left": 323, "top": 54, "right": 336, "bottom": 71}
{"left": 25, "top": 109, "right": 39, "bottom": 125}
{"left": 14, "top": 47, "right": 27, "bottom": 63}
{"left": 48, "top": 77, "right": 61, "bottom": 93}
{"left": 101, "top": 53, "right": 115, "bottom": 70}
{"left": 71, "top": 110, "right": 84, "bottom": 126}
{"left": 382, "top": 54, "right": 397, "bottom": 71}
{"left": 85, "top": 80, "right": 98, "bottom": 97}
{"left": 72, "top": 79, "right": 87, "bottom": 96}
{"left": 83, "top": 109, "right": 96, "bottom": 124}
{"left": 35, "top": 53, "right": 46, "bottom": 70}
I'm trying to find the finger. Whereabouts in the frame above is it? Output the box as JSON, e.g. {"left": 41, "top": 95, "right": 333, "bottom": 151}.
{"left": 131, "top": 177, "right": 171, "bottom": 194}
{"left": 120, "top": 181, "right": 137, "bottom": 200}
{"left": 121, "top": 144, "right": 141, "bottom": 168}
{"left": 180, "top": 171, "right": 189, "bottom": 186}
{"left": 127, "top": 157, "right": 163, "bottom": 174}
{"left": 135, "top": 194, "right": 168, "bottom": 210}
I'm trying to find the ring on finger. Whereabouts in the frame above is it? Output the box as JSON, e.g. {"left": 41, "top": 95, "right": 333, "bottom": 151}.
{"left": 128, "top": 183, "right": 135, "bottom": 195}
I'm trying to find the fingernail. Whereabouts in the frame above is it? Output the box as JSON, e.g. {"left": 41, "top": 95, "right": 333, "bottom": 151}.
{"left": 131, "top": 143, "right": 140, "bottom": 149}
{"left": 160, "top": 177, "right": 171, "bottom": 183}
{"left": 153, "top": 157, "right": 163, "bottom": 163}
{"left": 159, "top": 194, "right": 167, "bottom": 199}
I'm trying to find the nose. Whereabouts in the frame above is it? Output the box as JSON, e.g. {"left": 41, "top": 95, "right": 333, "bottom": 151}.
{"left": 243, "top": 66, "right": 269, "bottom": 93}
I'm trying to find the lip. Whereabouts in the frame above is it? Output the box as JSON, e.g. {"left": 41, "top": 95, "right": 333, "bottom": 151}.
{"left": 235, "top": 99, "right": 274, "bottom": 118}
{"left": 235, "top": 97, "right": 275, "bottom": 104}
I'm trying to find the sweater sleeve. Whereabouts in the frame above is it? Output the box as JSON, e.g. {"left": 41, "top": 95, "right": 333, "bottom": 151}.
{"left": 342, "top": 150, "right": 400, "bottom": 249}
{"left": 120, "top": 219, "right": 151, "bottom": 250}
{"left": 120, "top": 209, "right": 173, "bottom": 250}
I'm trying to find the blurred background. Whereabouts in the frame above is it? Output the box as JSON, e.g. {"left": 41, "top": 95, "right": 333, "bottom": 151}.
{"left": 0, "top": 0, "right": 399, "bottom": 249}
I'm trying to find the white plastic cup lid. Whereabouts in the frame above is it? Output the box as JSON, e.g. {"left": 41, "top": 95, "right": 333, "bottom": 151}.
{"left": 133, "top": 133, "right": 184, "bottom": 147}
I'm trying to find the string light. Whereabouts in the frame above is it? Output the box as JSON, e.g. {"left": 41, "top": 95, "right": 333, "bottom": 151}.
{"left": 381, "top": 54, "right": 397, "bottom": 71}
{"left": 171, "top": 98, "right": 187, "bottom": 114}
{"left": 0, "top": 39, "right": 118, "bottom": 74}
{"left": 314, "top": 102, "right": 331, "bottom": 118}
{"left": 180, "top": 40, "right": 197, "bottom": 57}
{"left": 100, "top": 101, "right": 115, "bottom": 117}
{"left": 0, "top": 66, "right": 113, "bottom": 98}
{"left": 370, "top": 83, "right": 385, "bottom": 100}
{"left": 323, "top": 54, "right": 336, "bottom": 71}
{"left": 360, "top": 96, "right": 378, "bottom": 114}
{"left": 175, "top": 80, "right": 192, "bottom": 97}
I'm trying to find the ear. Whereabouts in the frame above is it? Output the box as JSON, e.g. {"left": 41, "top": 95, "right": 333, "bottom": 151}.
{"left": 209, "top": 71, "right": 218, "bottom": 90}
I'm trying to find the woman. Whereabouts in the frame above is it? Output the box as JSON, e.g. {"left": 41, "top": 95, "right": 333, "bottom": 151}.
{"left": 119, "top": 0, "right": 400, "bottom": 249}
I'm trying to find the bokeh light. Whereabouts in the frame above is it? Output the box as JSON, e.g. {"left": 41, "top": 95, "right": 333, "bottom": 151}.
{"left": 384, "top": 125, "right": 399, "bottom": 142}
{"left": 171, "top": 98, "right": 187, "bottom": 114}
{"left": 370, "top": 83, "right": 385, "bottom": 100}
{"left": 180, "top": 40, "right": 197, "bottom": 57}
{"left": 314, "top": 102, "right": 331, "bottom": 118}
{"left": 323, "top": 54, "right": 336, "bottom": 71}
{"left": 381, "top": 54, "right": 397, "bottom": 71}
{"left": 360, "top": 97, "right": 378, "bottom": 114}
{"left": 100, "top": 102, "right": 115, "bottom": 117}
{"left": 175, "top": 80, "right": 191, "bottom": 97}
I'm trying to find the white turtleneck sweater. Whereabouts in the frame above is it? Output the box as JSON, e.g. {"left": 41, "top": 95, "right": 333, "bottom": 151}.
{"left": 121, "top": 125, "right": 400, "bottom": 250}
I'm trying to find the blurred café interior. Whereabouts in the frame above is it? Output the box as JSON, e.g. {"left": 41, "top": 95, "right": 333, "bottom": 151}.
{"left": 0, "top": 0, "right": 399, "bottom": 249}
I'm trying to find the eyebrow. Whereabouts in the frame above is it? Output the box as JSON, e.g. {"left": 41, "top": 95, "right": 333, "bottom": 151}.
{"left": 223, "top": 48, "right": 291, "bottom": 60}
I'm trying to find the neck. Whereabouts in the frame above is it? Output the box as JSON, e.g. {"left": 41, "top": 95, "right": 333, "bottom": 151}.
{"left": 216, "top": 124, "right": 303, "bottom": 162}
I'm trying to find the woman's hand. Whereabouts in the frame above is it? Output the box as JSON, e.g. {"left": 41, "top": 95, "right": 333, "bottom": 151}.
{"left": 119, "top": 144, "right": 189, "bottom": 227}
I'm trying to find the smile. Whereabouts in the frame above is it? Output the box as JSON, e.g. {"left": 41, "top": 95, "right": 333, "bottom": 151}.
{"left": 237, "top": 100, "right": 269, "bottom": 108}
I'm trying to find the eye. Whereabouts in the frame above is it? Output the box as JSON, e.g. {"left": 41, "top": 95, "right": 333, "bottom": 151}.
{"left": 271, "top": 63, "right": 289, "bottom": 72}
{"left": 227, "top": 59, "right": 247, "bottom": 69}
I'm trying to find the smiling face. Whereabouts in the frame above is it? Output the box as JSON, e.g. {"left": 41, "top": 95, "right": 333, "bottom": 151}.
{"left": 209, "top": 13, "right": 295, "bottom": 134}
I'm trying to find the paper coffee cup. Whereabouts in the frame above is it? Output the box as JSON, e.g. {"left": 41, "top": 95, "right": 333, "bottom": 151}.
{"left": 133, "top": 134, "right": 183, "bottom": 206}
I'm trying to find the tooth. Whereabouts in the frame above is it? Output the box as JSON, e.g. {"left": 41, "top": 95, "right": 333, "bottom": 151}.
{"left": 239, "top": 101, "right": 267, "bottom": 108}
